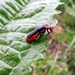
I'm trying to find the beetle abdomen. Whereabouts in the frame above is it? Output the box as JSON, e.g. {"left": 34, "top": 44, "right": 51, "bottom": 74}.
{"left": 26, "top": 32, "right": 39, "bottom": 42}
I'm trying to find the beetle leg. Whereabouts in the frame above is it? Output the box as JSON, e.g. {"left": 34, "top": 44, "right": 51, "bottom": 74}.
{"left": 47, "top": 29, "right": 50, "bottom": 34}
{"left": 35, "top": 33, "right": 40, "bottom": 40}
{"left": 35, "top": 29, "right": 45, "bottom": 40}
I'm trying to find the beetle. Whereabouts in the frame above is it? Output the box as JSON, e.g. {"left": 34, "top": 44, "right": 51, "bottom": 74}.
{"left": 26, "top": 24, "right": 54, "bottom": 42}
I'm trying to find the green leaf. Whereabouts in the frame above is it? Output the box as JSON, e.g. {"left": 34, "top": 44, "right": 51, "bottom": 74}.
{"left": 0, "top": 0, "right": 61, "bottom": 74}
{"left": 65, "top": 5, "right": 75, "bottom": 17}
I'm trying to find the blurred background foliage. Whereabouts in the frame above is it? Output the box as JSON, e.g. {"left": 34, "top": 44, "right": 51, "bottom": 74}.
{"left": 31, "top": 0, "right": 75, "bottom": 75}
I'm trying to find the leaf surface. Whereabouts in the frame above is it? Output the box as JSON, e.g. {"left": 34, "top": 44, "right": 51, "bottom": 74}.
{"left": 0, "top": 0, "right": 61, "bottom": 74}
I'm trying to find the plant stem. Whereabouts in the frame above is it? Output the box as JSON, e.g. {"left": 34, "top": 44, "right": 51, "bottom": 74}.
{"left": 48, "top": 51, "right": 58, "bottom": 75}
{"left": 60, "top": 37, "right": 75, "bottom": 62}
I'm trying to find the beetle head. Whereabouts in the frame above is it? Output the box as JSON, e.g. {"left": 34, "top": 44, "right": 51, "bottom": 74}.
{"left": 45, "top": 24, "right": 54, "bottom": 29}
{"left": 45, "top": 24, "right": 54, "bottom": 32}
{"left": 45, "top": 24, "right": 50, "bottom": 28}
